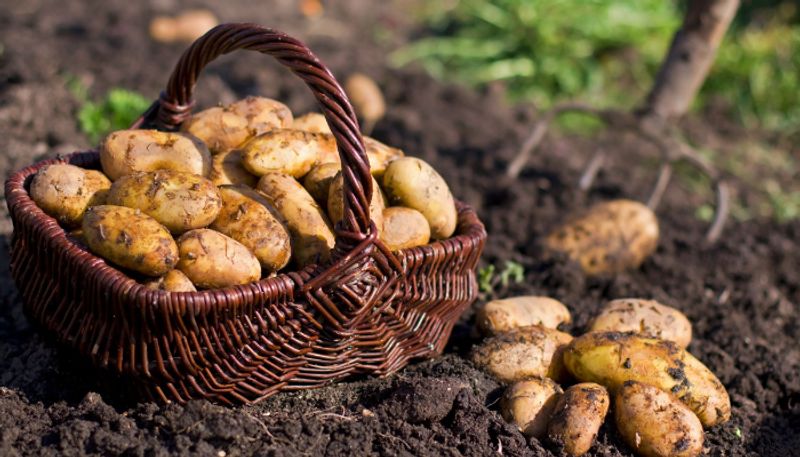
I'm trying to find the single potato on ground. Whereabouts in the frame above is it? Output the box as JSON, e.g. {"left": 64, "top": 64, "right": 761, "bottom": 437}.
{"left": 472, "top": 325, "right": 573, "bottom": 383}
{"left": 30, "top": 164, "right": 111, "bottom": 227}
{"left": 501, "top": 378, "right": 563, "bottom": 439}
{"left": 476, "top": 296, "right": 571, "bottom": 335}
{"left": 547, "top": 383, "right": 609, "bottom": 456}
{"left": 588, "top": 298, "right": 692, "bottom": 348}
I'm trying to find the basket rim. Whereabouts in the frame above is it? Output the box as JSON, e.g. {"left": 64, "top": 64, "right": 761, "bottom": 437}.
{"left": 6, "top": 150, "right": 487, "bottom": 314}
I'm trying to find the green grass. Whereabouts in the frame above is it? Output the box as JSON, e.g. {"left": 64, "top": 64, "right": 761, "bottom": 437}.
{"left": 478, "top": 260, "right": 525, "bottom": 294}
{"left": 67, "top": 77, "right": 151, "bottom": 143}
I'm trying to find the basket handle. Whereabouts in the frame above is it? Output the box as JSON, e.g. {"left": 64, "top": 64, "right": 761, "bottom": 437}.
{"left": 133, "top": 23, "right": 376, "bottom": 250}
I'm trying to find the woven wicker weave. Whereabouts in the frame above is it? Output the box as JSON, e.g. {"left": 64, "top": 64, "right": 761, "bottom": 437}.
{"left": 4, "top": 23, "right": 486, "bottom": 405}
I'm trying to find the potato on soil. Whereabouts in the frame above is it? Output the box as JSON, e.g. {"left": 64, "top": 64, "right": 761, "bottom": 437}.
{"left": 100, "top": 129, "right": 211, "bottom": 180}
{"left": 471, "top": 325, "right": 573, "bottom": 383}
{"left": 182, "top": 97, "right": 293, "bottom": 153}
{"left": 379, "top": 207, "right": 430, "bottom": 251}
{"left": 545, "top": 199, "right": 659, "bottom": 275}
{"left": 149, "top": 9, "right": 218, "bottom": 44}
{"left": 176, "top": 229, "right": 261, "bottom": 289}
{"left": 242, "top": 129, "right": 336, "bottom": 178}
{"left": 345, "top": 73, "right": 386, "bottom": 131}
{"left": 256, "top": 172, "right": 335, "bottom": 267}
{"left": 501, "top": 378, "right": 563, "bottom": 439}
{"left": 327, "top": 172, "right": 386, "bottom": 231}
{"left": 292, "top": 112, "right": 332, "bottom": 134}
{"left": 303, "top": 162, "right": 341, "bottom": 203}
{"left": 589, "top": 298, "right": 692, "bottom": 348}
{"left": 30, "top": 164, "right": 111, "bottom": 227}
{"left": 476, "top": 296, "right": 571, "bottom": 335}
{"left": 382, "top": 157, "right": 457, "bottom": 239}
{"left": 563, "top": 332, "right": 730, "bottom": 427}
{"left": 82, "top": 205, "right": 178, "bottom": 277}
{"left": 211, "top": 185, "right": 292, "bottom": 272}
{"left": 144, "top": 269, "right": 197, "bottom": 292}
{"left": 615, "top": 381, "right": 704, "bottom": 457}
{"left": 547, "top": 383, "right": 609, "bottom": 456}
{"left": 106, "top": 170, "right": 222, "bottom": 234}
{"left": 209, "top": 149, "right": 258, "bottom": 187}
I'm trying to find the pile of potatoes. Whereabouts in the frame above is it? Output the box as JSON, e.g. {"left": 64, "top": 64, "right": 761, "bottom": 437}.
{"left": 29, "top": 96, "right": 458, "bottom": 291}
{"left": 472, "top": 296, "right": 730, "bottom": 457}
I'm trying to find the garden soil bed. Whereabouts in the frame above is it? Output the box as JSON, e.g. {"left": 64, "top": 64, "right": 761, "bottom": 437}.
{"left": 1, "top": 1, "right": 798, "bottom": 456}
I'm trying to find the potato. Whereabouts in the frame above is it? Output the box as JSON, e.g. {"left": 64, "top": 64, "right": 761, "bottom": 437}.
{"left": 476, "top": 296, "right": 572, "bottom": 335}
{"left": 563, "top": 332, "right": 730, "bottom": 427}
{"left": 209, "top": 149, "right": 258, "bottom": 187}
{"left": 176, "top": 229, "right": 261, "bottom": 288}
{"left": 182, "top": 97, "right": 292, "bottom": 153}
{"left": 292, "top": 112, "right": 332, "bottom": 134}
{"left": 144, "top": 269, "right": 197, "bottom": 292}
{"left": 501, "top": 378, "right": 563, "bottom": 439}
{"left": 256, "top": 172, "right": 335, "bottom": 267}
{"left": 82, "top": 205, "right": 178, "bottom": 276}
{"left": 303, "top": 162, "right": 341, "bottom": 203}
{"left": 106, "top": 170, "right": 222, "bottom": 234}
{"left": 589, "top": 298, "right": 692, "bottom": 348}
{"left": 471, "top": 325, "right": 573, "bottom": 383}
{"left": 547, "top": 383, "right": 609, "bottom": 456}
{"left": 210, "top": 185, "right": 292, "bottom": 272}
{"left": 615, "top": 381, "right": 704, "bottom": 457}
{"left": 379, "top": 207, "right": 430, "bottom": 251}
{"left": 382, "top": 157, "right": 457, "bottom": 239}
{"left": 149, "top": 9, "right": 218, "bottom": 44}
{"left": 242, "top": 129, "right": 336, "bottom": 178}
{"left": 364, "top": 137, "right": 404, "bottom": 177}
{"left": 327, "top": 172, "right": 386, "bottom": 231}
{"left": 30, "top": 164, "right": 111, "bottom": 227}
{"left": 345, "top": 73, "right": 386, "bottom": 132}
{"left": 545, "top": 199, "right": 659, "bottom": 276}
{"left": 100, "top": 129, "right": 211, "bottom": 180}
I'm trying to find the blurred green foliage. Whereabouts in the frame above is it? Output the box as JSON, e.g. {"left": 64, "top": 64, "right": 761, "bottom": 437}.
{"left": 68, "top": 78, "right": 150, "bottom": 143}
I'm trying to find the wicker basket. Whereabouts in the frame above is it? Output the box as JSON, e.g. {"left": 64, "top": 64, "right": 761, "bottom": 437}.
{"left": 4, "top": 23, "right": 486, "bottom": 405}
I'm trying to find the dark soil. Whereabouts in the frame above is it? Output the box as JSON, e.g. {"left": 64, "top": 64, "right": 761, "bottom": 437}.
{"left": 1, "top": 1, "right": 798, "bottom": 456}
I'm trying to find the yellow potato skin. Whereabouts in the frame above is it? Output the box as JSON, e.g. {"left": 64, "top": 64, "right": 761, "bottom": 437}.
{"left": 382, "top": 157, "right": 457, "bottom": 240}
{"left": 256, "top": 172, "right": 335, "bottom": 268}
{"left": 242, "top": 129, "right": 336, "bottom": 178}
{"left": 545, "top": 199, "right": 659, "bottom": 275}
{"left": 106, "top": 170, "right": 222, "bottom": 234}
{"left": 303, "top": 162, "right": 341, "bottom": 203}
{"left": 589, "top": 298, "right": 692, "bottom": 348}
{"left": 563, "top": 332, "right": 730, "bottom": 427}
{"left": 176, "top": 229, "right": 261, "bottom": 289}
{"left": 144, "top": 269, "right": 197, "bottom": 292}
{"left": 547, "top": 383, "right": 610, "bottom": 457}
{"left": 615, "top": 381, "right": 704, "bottom": 457}
{"left": 30, "top": 164, "right": 111, "bottom": 227}
{"left": 476, "top": 296, "right": 572, "bottom": 335}
{"left": 471, "top": 325, "right": 573, "bottom": 383}
{"left": 363, "top": 137, "right": 404, "bottom": 177}
{"left": 211, "top": 185, "right": 292, "bottom": 272}
{"left": 100, "top": 129, "right": 211, "bottom": 180}
{"left": 209, "top": 149, "right": 258, "bottom": 187}
{"left": 327, "top": 172, "right": 386, "bottom": 231}
{"left": 379, "top": 207, "right": 430, "bottom": 251}
{"left": 501, "top": 378, "right": 563, "bottom": 439}
{"left": 291, "top": 112, "right": 332, "bottom": 135}
{"left": 229, "top": 96, "right": 293, "bottom": 137}
{"left": 82, "top": 205, "right": 179, "bottom": 277}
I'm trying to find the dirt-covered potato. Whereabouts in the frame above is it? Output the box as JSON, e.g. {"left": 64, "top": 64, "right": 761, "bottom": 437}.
{"left": 292, "top": 112, "right": 332, "bottom": 134}
{"left": 106, "top": 170, "right": 222, "bottom": 234}
{"left": 501, "top": 378, "right": 563, "bottom": 439}
{"left": 209, "top": 149, "right": 258, "bottom": 187}
{"left": 588, "top": 298, "right": 692, "bottom": 348}
{"left": 379, "top": 207, "right": 430, "bottom": 251}
{"left": 176, "top": 229, "right": 261, "bottom": 289}
{"left": 210, "top": 185, "right": 291, "bottom": 272}
{"left": 545, "top": 199, "right": 659, "bottom": 275}
{"left": 242, "top": 129, "right": 337, "bottom": 178}
{"left": 256, "top": 172, "right": 335, "bottom": 267}
{"left": 144, "top": 269, "right": 197, "bottom": 292}
{"left": 382, "top": 157, "right": 457, "bottom": 239}
{"left": 563, "top": 332, "right": 730, "bottom": 427}
{"left": 303, "top": 162, "right": 341, "bottom": 203}
{"left": 182, "top": 96, "right": 293, "bottom": 153}
{"left": 30, "top": 164, "right": 111, "bottom": 226}
{"left": 82, "top": 205, "right": 178, "bottom": 276}
{"left": 327, "top": 172, "right": 386, "bottom": 231}
{"left": 476, "top": 296, "right": 572, "bottom": 335}
{"left": 615, "top": 381, "right": 704, "bottom": 457}
{"left": 547, "top": 383, "right": 610, "bottom": 456}
{"left": 471, "top": 325, "right": 573, "bottom": 383}
{"left": 364, "top": 137, "right": 404, "bottom": 177}
{"left": 100, "top": 129, "right": 211, "bottom": 180}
